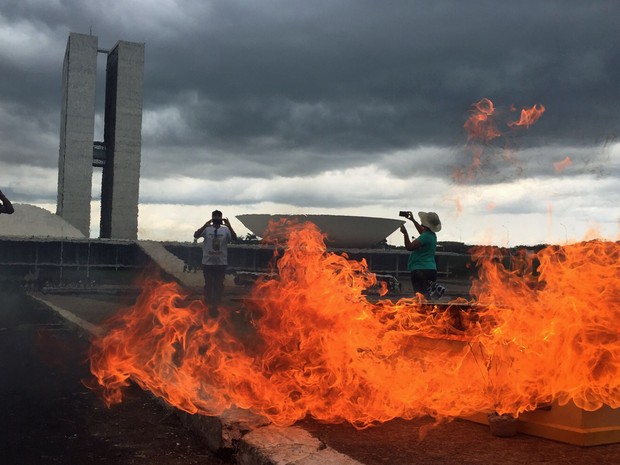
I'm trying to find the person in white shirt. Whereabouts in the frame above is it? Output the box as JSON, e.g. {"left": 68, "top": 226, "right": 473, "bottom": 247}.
{"left": 193, "top": 210, "right": 237, "bottom": 316}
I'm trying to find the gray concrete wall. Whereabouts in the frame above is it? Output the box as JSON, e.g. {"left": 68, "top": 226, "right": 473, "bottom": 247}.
{"left": 0, "top": 238, "right": 475, "bottom": 291}
{"left": 56, "top": 33, "right": 97, "bottom": 237}
{"left": 100, "top": 41, "right": 144, "bottom": 240}
{"left": 0, "top": 238, "right": 150, "bottom": 289}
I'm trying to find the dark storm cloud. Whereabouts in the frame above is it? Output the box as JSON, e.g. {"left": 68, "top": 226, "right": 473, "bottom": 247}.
{"left": 164, "top": 0, "right": 620, "bottom": 151}
{"left": 1, "top": 0, "right": 619, "bottom": 188}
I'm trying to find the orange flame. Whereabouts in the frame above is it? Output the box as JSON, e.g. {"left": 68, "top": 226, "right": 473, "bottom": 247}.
{"left": 554, "top": 156, "right": 573, "bottom": 173}
{"left": 454, "top": 197, "right": 463, "bottom": 215}
{"left": 463, "top": 98, "right": 501, "bottom": 143}
{"left": 469, "top": 241, "right": 620, "bottom": 414}
{"left": 89, "top": 221, "right": 620, "bottom": 428}
{"left": 507, "top": 104, "right": 546, "bottom": 128}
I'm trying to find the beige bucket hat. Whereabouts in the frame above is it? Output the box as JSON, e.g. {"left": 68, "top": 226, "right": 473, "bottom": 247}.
{"left": 418, "top": 211, "right": 441, "bottom": 232}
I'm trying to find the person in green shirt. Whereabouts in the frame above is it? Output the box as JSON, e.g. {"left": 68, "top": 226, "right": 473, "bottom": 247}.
{"left": 400, "top": 211, "right": 442, "bottom": 299}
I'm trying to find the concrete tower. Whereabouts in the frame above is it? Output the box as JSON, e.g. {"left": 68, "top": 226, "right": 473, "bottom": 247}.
{"left": 57, "top": 33, "right": 98, "bottom": 237}
{"left": 56, "top": 32, "right": 144, "bottom": 240}
{"left": 100, "top": 41, "right": 144, "bottom": 239}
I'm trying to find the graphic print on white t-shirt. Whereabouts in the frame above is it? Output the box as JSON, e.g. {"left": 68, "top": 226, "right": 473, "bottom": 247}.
{"left": 201, "top": 225, "right": 231, "bottom": 265}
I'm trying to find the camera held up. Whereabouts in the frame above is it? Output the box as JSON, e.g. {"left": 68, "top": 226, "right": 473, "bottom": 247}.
{"left": 399, "top": 211, "right": 411, "bottom": 218}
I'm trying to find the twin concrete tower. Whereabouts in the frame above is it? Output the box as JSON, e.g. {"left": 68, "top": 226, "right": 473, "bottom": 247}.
{"left": 57, "top": 32, "right": 144, "bottom": 240}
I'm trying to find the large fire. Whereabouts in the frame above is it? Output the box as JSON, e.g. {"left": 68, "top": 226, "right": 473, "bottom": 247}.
{"left": 89, "top": 221, "right": 619, "bottom": 428}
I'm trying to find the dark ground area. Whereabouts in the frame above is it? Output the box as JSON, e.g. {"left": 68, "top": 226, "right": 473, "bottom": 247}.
{"left": 0, "top": 292, "right": 230, "bottom": 465}
{"left": 300, "top": 416, "right": 620, "bottom": 465}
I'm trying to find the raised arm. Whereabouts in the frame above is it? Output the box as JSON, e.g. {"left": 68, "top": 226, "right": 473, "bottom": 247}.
{"left": 223, "top": 218, "right": 237, "bottom": 241}
{"left": 400, "top": 225, "right": 421, "bottom": 251}
{"left": 194, "top": 219, "right": 212, "bottom": 239}
{"left": 404, "top": 211, "right": 424, "bottom": 235}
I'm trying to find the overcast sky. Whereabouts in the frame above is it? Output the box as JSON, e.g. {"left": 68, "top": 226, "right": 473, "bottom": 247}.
{"left": 1, "top": 0, "right": 618, "bottom": 246}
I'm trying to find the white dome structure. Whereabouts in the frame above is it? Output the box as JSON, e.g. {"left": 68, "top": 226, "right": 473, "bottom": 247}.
{"left": 0, "top": 204, "right": 86, "bottom": 239}
{"left": 236, "top": 214, "right": 404, "bottom": 249}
